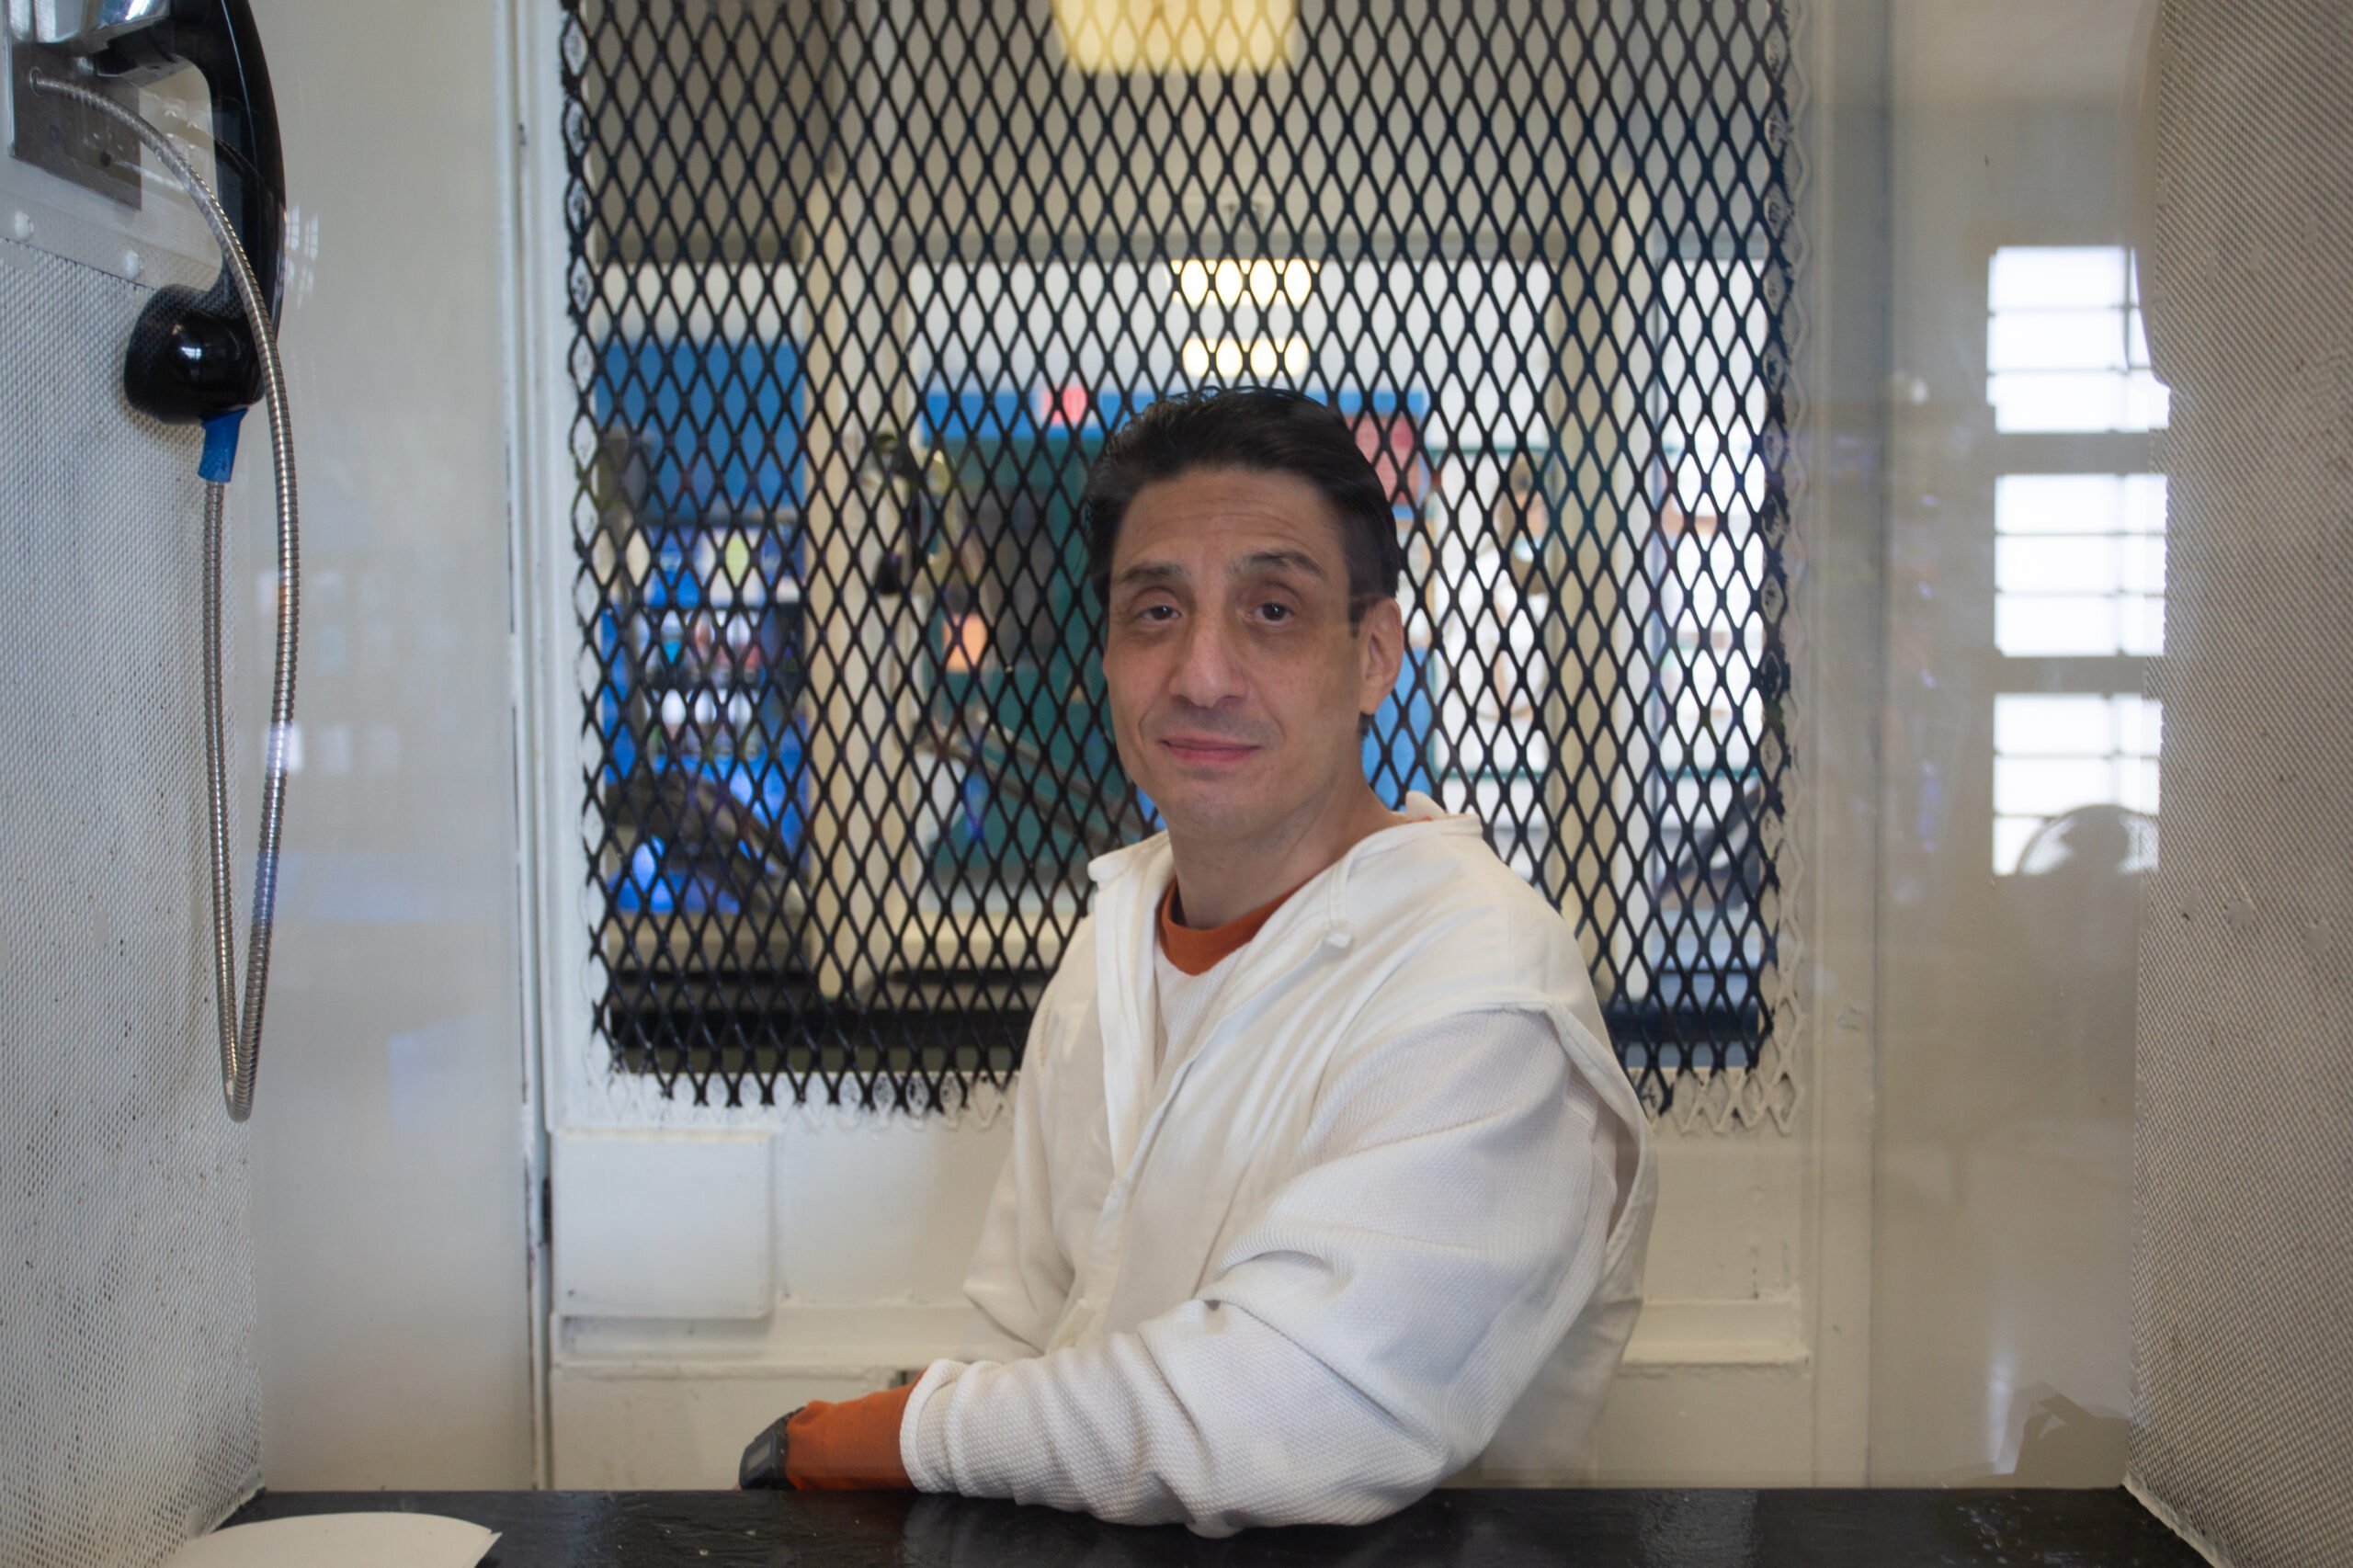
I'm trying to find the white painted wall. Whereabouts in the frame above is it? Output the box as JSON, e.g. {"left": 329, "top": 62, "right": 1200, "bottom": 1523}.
{"left": 233, "top": 0, "right": 536, "bottom": 1490}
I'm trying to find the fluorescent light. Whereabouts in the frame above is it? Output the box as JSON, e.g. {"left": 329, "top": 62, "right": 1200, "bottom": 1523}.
{"left": 1180, "top": 335, "right": 1309, "bottom": 380}
{"left": 1171, "top": 256, "right": 1319, "bottom": 307}
{"left": 1054, "top": 0, "right": 1298, "bottom": 74}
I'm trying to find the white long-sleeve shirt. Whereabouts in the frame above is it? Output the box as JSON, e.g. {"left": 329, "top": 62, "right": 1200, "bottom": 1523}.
{"left": 899, "top": 799, "right": 1656, "bottom": 1534}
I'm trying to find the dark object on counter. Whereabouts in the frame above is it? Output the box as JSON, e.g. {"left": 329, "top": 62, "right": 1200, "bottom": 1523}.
{"left": 225, "top": 1486, "right": 2204, "bottom": 1567}
{"left": 736, "top": 1407, "right": 800, "bottom": 1491}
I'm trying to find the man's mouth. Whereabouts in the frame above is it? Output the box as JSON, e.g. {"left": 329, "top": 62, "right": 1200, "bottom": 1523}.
{"left": 1160, "top": 734, "right": 1261, "bottom": 765}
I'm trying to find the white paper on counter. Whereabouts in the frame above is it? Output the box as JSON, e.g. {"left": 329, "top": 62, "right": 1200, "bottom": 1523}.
{"left": 164, "top": 1512, "right": 498, "bottom": 1568}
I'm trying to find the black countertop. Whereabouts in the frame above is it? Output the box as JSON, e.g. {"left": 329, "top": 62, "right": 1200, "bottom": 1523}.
{"left": 226, "top": 1486, "right": 2202, "bottom": 1566}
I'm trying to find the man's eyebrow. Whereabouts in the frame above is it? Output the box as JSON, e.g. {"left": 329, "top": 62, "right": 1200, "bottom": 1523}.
{"left": 1111, "top": 550, "right": 1329, "bottom": 591}
{"left": 1111, "top": 560, "right": 1188, "bottom": 591}
{"left": 1232, "top": 549, "right": 1328, "bottom": 580}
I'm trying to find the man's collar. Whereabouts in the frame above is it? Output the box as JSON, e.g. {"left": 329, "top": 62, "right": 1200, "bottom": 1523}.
{"left": 1086, "top": 790, "right": 1469, "bottom": 892}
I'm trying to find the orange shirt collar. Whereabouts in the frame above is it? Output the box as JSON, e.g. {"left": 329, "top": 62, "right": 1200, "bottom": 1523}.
{"left": 1155, "top": 878, "right": 1307, "bottom": 977}
{"left": 1153, "top": 819, "right": 1434, "bottom": 976}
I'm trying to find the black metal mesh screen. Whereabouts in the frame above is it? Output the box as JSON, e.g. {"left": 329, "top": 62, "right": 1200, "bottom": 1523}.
{"left": 558, "top": 0, "right": 1799, "bottom": 1112}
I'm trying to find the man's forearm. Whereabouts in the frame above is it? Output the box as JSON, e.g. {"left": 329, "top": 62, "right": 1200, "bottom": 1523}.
{"left": 902, "top": 1296, "right": 1457, "bottom": 1534}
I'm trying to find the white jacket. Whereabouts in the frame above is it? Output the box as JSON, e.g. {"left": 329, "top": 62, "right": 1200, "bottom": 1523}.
{"left": 899, "top": 799, "right": 1658, "bottom": 1533}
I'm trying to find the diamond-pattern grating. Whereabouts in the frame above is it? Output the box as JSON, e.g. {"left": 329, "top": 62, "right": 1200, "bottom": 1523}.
{"left": 559, "top": 0, "right": 1802, "bottom": 1115}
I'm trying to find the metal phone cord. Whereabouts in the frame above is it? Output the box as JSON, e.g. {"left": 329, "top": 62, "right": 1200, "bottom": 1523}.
{"left": 31, "top": 68, "right": 298, "bottom": 1122}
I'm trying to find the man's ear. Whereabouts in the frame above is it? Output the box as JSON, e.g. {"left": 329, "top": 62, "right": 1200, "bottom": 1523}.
{"left": 1357, "top": 597, "right": 1405, "bottom": 718}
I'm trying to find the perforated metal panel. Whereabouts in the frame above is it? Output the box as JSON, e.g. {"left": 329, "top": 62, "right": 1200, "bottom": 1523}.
{"left": 2131, "top": 4, "right": 2353, "bottom": 1564}
{"left": 559, "top": 0, "right": 1805, "bottom": 1115}
{"left": 0, "top": 240, "right": 261, "bottom": 1568}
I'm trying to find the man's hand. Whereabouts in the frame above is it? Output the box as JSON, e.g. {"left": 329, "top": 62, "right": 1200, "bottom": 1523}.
{"left": 738, "top": 1384, "right": 919, "bottom": 1491}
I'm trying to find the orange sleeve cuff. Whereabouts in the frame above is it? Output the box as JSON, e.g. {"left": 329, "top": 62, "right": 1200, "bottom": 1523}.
{"left": 783, "top": 1381, "right": 916, "bottom": 1491}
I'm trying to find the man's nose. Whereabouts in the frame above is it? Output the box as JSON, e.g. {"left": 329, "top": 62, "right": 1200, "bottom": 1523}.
{"left": 1168, "top": 613, "right": 1245, "bottom": 709}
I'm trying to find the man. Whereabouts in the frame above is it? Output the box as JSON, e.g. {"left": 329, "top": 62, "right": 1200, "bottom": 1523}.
{"left": 744, "top": 388, "right": 1655, "bottom": 1534}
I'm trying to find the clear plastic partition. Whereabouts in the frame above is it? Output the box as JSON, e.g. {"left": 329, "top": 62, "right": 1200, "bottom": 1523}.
{"left": 1850, "top": 0, "right": 2160, "bottom": 1485}
{"left": 535, "top": 0, "right": 2353, "bottom": 1504}
{"left": 1870, "top": 1, "right": 2353, "bottom": 1544}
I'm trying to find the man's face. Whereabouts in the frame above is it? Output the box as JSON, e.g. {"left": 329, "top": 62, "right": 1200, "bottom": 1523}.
{"left": 1101, "top": 467, "right": 1403, "bottom": 847}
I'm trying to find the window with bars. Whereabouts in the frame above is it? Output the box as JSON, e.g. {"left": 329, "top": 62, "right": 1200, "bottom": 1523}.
{"left": 558, "top": 0, "right": 1802, "bottom": 1111}
{"left": 1983, "top": 245, "right": 2166, "bottom": 878}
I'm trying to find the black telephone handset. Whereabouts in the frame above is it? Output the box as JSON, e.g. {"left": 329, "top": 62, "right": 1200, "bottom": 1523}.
{"left": 88, "top": 0, "right": 284, "bottom": 422}
{"left": 22, "top": 0, "right": 295, "bottom": 1122}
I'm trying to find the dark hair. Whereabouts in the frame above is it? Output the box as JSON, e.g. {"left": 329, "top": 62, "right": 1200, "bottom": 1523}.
{"left": 1081, "top": 386, "right": 1404, "bottom": 622}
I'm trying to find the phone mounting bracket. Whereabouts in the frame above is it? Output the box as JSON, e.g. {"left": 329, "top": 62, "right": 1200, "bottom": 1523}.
{"left": 8, "top": 41, "right": 141, "bottom": 208}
